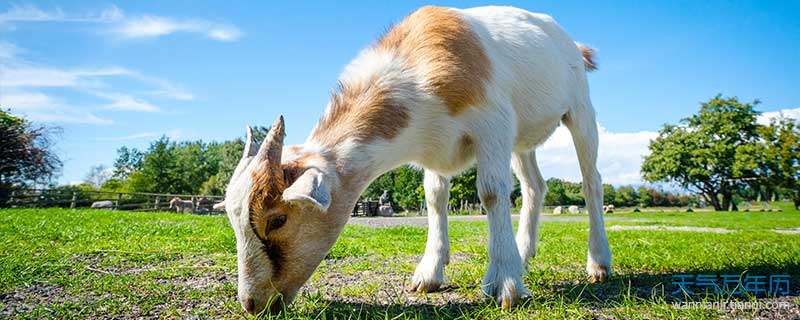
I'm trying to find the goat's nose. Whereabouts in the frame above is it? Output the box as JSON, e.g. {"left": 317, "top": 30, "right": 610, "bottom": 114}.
{"left": 243, "top": 298, "right": 256, "bottom": 314}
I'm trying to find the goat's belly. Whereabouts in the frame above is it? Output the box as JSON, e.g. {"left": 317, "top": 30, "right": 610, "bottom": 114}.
{"left": 514, "top": 120, "right": 560, "bottom": 152}
{"left": 414, "top": 134, "right": 477, "bottom": 176}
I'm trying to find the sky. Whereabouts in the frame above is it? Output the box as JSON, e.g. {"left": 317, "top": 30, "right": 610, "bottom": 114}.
{"left": 2, "top": 1, "right": 799, "bottom": 186}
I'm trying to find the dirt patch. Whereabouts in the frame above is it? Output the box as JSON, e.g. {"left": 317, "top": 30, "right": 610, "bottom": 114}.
{"left": 0, "top": 282, "right": 95, "bottom": 317}
{"left": 301, "top": 255, "right": 483, "bottom": 307}
{"left": 608, "top": 225, "right": 734, "bottom": 234}
{"left": 349, "top": 214, "right": 648, "bottom": 228}
{"left": 773, "top": 228, "right": 800, "bottom": 235}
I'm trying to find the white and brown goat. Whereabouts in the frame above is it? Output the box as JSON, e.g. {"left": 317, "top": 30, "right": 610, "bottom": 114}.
{"left": 216, "top": 5, "right": 611, "bottom": 314}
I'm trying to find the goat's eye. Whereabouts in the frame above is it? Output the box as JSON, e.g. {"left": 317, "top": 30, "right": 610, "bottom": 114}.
{"left": 269, "top": 214, "right": 287, "bottom": 230}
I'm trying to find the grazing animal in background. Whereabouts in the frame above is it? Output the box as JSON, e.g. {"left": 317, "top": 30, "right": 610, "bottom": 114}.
{"left": 568, "top": 205, "right": 581, "bottom": 214}
{"left": 215, "top": 5, "right": 611, "bottom": 314}
{"left": 169, "top": 197, "right": 194, "bottom": 213}
{"left": 90, "top": 200, "right": 113, "bottom": 209}
{"left": 552, "top": 206, "right": 563, "bottom": 214}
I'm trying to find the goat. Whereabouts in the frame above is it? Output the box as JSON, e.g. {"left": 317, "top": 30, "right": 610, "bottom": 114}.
{"left": 168, "top": 197, "right": 194, "bottom": 213}
{"left": 215, "top": 6, "right": 611, "bottom": 314}
{"left": 90, "top": 200, "right": 113, "bottom": 209}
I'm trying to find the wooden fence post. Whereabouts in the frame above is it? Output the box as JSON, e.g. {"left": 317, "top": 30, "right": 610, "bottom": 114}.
{"left": 154, "top": 196, "right": 160, "bottom": 210}
{"left": 191, "top": 196, "right": 197, "bottom": 214}
{"left": 70, "top": 192, "right": 77, "bottom": 209}
{"left": 115, "top": 193, "right": 122, "bottom": 210}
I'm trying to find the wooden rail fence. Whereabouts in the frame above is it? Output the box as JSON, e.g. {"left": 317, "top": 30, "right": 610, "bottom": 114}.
{"left": 5, "top": 189, "right": 224, "bottom": 214}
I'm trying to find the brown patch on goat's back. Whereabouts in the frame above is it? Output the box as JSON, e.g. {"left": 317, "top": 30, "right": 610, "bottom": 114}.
{"left": 378, "top": 6, "right": 490, "bottom": 115}
{"left": 310, "top": 77, "right": 410, "bottom": 146}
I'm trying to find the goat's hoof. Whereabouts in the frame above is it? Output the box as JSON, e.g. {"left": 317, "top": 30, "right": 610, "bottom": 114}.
{"left": 408, "top": 258, "right": 445, "bottom": 293}
{"left": 587, "top": 262, "right": 611, "bottom": 283}
{"left": 407, "top": 278, "right": 442, "bottom": 293}
{"left": 482, "top": 272, "right": 530, "bottom": 310}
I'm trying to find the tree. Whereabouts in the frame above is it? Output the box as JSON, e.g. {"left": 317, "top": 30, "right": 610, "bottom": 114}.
{"left": 641, "top": 96, "right": 761, "bottom": 211}
{"left": 362, "top": 165, "right": 424, "bottom": 211}
{"left": 84, "top": 165, "right": 112, "bottom": 188}
{"left": 112, "top": 146, "right": 144, "bottom": 179}
{"left": 449, "top": 167, "right": 478, "bottom": 209}
{"left": 737, "top": 116, "right": 800, "bottom": 209}
{"left": 0, "top": 110, "right": 61, "bottom": 205}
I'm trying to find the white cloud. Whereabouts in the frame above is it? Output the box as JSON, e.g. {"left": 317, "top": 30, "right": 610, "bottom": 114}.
{"left": 3, "top": 91, "right": 112, "bottom": 125}
{"left": 0, "top": 41, "right": 21, "bottom": 59}
{"left": 0, "top": 4, "right": 123, "bottom": 24}
{"left": 0, "top": 4, "right": 242, "bottom": 42}
{"left": 115, "top": 16, "right": 242, "bottom": 41}
{"left": 0, "top": 42, "right": 196, "bottom": 119}
{"left": 94, "top": 132, "right": 158, "bottom": 141}
{"left": 94, "top": 92, "right": 160, "bottom": 112}
{"left": 757, "top": 107, "right": 800, "bottom": 125}
{"left": 94, "top": 129, "right": 181, "bottom": 141}
{"left": 537, "top": 124, "right": 658, "bottom": 186}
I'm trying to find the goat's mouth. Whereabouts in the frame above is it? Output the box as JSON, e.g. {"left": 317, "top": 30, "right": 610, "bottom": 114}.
{"left": 242, "top": 291, "right": 290, "bottom": 315}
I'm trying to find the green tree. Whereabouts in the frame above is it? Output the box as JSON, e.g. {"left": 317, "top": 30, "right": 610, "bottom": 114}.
{"left": 614, "top": 185, "right": 638, "bottom": 207}
{"left": 603, "top": 184, "right": 616, "bottom": 206}
{"left": 0, "top": 110, "right": 61, "bottom": 205}
{"left": 449, "top": 167, "right": 478, "bottom": 209}
{"left": 112, "top": 146, "right": 144, "bottom": 179}
{"left": 737, "top": 116, "right": 800, "bottom": 209}
{"left": 641, "top": 96, "right": 761, "bottom": 211}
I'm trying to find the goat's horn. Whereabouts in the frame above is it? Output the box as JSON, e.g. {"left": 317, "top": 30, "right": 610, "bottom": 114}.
{"left": 243, "top": 126, "right": 257, "bottom": 158}
{"left": 256, "top": 115, "right": 285, "bottom": 170}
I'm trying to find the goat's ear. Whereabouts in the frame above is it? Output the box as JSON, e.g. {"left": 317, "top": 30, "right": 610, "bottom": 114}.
{"left": 282, "top": 168, "right": 330, "bottom": 212}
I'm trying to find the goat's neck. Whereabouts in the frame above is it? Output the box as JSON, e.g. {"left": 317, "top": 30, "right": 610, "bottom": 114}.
{"left": 308, "top": 139, "right": 400, "bottom": 220}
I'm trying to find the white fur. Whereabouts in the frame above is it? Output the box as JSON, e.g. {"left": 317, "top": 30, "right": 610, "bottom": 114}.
{"left": 316, "top": 5, "right": 611, "bottom": 305}
{"left": 223, "top": 6, "right": 612, "bottom": 312}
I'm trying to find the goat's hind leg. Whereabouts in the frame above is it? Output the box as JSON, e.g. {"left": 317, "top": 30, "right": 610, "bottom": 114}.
{"left": 408, "top": 170, "right": 450, "bottom": 293}
{"left": 563, "top": 102, "right": 613, "bottom": 283}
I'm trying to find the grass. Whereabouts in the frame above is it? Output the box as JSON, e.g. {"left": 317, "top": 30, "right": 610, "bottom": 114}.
{"left": 0, "top": 205, "right": 798, "bottom": 319}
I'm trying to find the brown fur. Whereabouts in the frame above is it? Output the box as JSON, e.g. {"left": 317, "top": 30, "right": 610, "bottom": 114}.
{"left": 248, "top": 151, "right": 324, "bottom": 240}
{"left": 249, "top": 168, "right": 288, "bottom": 240}
{"left": 576, "top": 43, "right": 597, "bottom": 72}
{"left": 378, "top": 6, "right": 490, "bottom": 115}
{"left": 311, "top": 78, "right": 410, "bottom": 146}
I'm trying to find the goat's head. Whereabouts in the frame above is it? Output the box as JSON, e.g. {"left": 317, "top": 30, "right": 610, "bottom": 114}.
{"left": 169, "top": 197, "right": 181, "bottom": 208}
{"left": 217, "top": 116, "right": 343, "bottom": 315}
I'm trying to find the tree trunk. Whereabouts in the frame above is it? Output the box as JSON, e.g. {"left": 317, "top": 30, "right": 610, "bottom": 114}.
{"left": 706, "top": 192, "right": 723, "bottom": 211}
{"left": 720, "top": 191, "right": 739, "bottom": 212}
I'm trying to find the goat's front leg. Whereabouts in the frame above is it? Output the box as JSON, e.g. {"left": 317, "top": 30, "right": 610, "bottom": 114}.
{"left": 477, "top": 139, "right": 530, "bottom": 309}
{"left": 408, "top": 171, "right": 450, "bottom": 293}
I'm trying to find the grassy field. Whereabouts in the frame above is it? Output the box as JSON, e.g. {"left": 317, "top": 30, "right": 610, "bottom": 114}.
{"left": 1, "top": 204, "right": 799, "bottom": 319}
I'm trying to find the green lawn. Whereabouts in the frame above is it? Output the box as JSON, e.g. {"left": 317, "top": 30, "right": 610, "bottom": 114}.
{"left": 1, "top": 205, "right": 799, "bottom": 319}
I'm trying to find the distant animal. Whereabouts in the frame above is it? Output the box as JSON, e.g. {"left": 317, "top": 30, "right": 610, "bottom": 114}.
{"left": 214, "top": 6, "right": 611, "bottom": 314}
{"left": 378, "top": 204, "right": 394, "bottom": 217}
{"left": 552, "top": 206, "right": 563, "bottom": 214}
{"left": 568, "top": 205, "right": 580, "bottom": 214}
{"left": 603, "top": 204, "right": 615, "bottom": 213}
{"left": 90, "top": 200, "right": 113, "bottom": 209}
{"left": 169, "top": 197, "right": 194, "bottom": 213}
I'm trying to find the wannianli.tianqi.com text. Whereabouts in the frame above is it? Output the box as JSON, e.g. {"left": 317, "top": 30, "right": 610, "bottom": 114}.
{"left": 672, "top": 301, "right": 793, "bottom": 310}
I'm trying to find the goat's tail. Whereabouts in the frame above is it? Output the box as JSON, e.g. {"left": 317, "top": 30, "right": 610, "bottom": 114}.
{"left": 575, "top": 43, "right": 597, "bottom": 72}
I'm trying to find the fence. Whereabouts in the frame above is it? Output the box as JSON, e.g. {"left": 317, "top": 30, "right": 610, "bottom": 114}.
{"left": 6, "top": 189, "right": 224, "bottom": 214}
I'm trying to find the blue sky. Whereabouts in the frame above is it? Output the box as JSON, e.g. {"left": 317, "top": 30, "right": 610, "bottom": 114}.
{"left": 2, "top": 1, "right": 799, "bottom": 186}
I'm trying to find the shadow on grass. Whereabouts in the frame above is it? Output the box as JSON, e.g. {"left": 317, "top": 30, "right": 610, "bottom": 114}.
{"left": 269, "top": 263, "right": 799, "bottom": 319}
{"left": 555, "top": 263, "right": 800, "bottom": 306}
